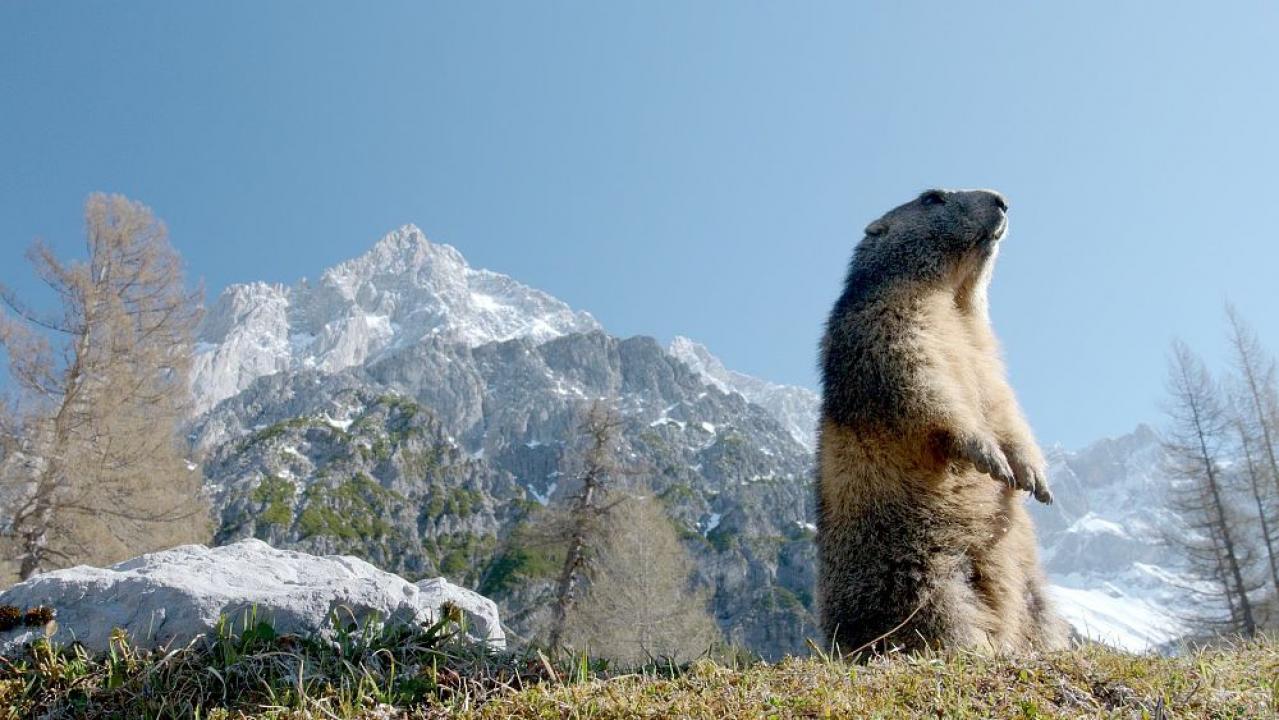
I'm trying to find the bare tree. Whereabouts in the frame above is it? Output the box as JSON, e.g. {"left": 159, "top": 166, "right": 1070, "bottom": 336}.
{"left": 0, "top": 194, "right": 210, "bottom": 581}
{"left": 1226, "top": 305, "right": 1279, "bottom": 496}
{"left": 565, "top": 486, "right": 720, "bottom": 664}
{"left": 1223, "top": 305, "right": 1279, "bottom": 594}
{"left": 546, "top": 399, "right": 624, "bottom": 652}
{"left": 1162, "top": 340, "right": 1260, "bottom": 637}
{"left": 1231, "top": 415, "right": 1279, "bottom": 595}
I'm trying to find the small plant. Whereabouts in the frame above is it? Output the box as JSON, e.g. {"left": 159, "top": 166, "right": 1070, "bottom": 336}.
{"left": 439, "top": 600, "right": 464, "bottom": 626}
{"left": 23, "top": 606, "right": 55, "bottom": 627}
{"left": 0, "top": 605, "right": 20, "bottom": 632}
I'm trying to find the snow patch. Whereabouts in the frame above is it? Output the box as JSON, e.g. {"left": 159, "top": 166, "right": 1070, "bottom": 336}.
{"left": 321, "top": 413, "right": 353, "bottom": 431}
{"left": 1067, "top": 513, "right": 1131, "bottom": 539}
{"left": 650, "top": 417, "right": 687, "bottom": 431}
{"left": 527, "top": 481, "right": 557, "bottom": 507}
{"left": 1049, "top": 584, "right": 1186, "bottom": 653}
{"left": 702, "top": 513, "right": 722, "bottom": 535}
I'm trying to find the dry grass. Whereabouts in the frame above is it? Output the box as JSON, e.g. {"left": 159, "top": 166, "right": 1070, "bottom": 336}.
{"left": 1, "top": 618, "right": 1275, "bottom": 719}
{"left": 463, "top": 641, "right": 1278, "bottom": 719}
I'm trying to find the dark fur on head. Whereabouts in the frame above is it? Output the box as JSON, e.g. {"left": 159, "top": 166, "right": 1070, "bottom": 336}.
{"left": 841, "top": 189, "right": 1008, "bottom": 303}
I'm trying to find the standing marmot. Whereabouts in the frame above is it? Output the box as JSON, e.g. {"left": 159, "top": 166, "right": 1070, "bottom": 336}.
{"left": 816, "top": 189, "right": 1066, "bottom": 655}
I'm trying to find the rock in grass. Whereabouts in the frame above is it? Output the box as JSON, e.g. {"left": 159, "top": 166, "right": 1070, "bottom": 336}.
{"left": 0, "top": 539, "right": 504, "bottom": 655}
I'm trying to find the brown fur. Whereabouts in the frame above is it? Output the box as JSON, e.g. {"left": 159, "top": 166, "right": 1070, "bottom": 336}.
{"left": 816, "top": 189, "right": 1067, "bottom": 655}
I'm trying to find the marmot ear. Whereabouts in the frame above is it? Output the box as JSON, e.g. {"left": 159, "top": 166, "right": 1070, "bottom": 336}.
{"left": 865, "top": 220, "right": 887, "bottom": 237}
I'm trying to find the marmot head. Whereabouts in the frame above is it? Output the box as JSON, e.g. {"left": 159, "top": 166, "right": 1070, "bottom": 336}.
{"left": 850, "top": 189, "right": 1009, "bottom": 297}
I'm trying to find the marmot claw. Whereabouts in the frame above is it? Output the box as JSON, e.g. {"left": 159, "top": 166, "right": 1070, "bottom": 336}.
{"left": 960, "top": 436, "right": 1016, "bottom": 489}
{"left": 1004, "top": 447, "right": 1054, "bottom": 505}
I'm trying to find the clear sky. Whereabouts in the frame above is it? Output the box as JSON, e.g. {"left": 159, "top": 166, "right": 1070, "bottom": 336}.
{"left": 2, "top": 2, "right": 1277, "bottom": 449}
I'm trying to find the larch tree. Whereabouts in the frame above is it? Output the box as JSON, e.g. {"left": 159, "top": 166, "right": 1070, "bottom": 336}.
{"left": 1231, "top": 413, "right": 1279, "bottom": 596}
{"left": 546, "top": 399, "right": 625, "bottom": 652}
{"left": 1223, "top": 305, "right": 1279, "bottom": 594}
{"left": 1226, "top": 304, "right": 1279, "bottom": 496}
{"left": 565, "top": 486, "right": 720, "bottom": 665}
{"left": 0, "top": 194, "right": 210, "bottom": 582}
{"left": 1162, "top": 339, "right": 1260, "bottom": 637}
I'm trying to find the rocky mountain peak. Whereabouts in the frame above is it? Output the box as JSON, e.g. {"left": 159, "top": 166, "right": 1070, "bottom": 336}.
{"left": 318, "top": 224, "right": 468, "bottom": 299}
{"left": 191, "top": 225, "right": 601, "bottom": 413}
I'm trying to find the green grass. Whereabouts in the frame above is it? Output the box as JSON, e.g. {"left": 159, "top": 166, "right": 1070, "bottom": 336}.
{"left": 0, "top": 608, "right": 539, "bottom": 719}
{"left": 1, "top": 623, "right": 1275, "bottom": 719}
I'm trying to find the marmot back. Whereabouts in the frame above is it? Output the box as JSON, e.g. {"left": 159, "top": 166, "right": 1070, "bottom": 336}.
{"left": 816, "top": 188, "right": 1066, "bottom": 655}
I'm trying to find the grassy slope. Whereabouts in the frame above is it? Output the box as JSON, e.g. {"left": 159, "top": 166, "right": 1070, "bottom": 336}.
{"left": 469, "top": 644, "right": 1278, "bottom": 719}
{"left": 1, "top": 618, "right": 1275, "bottom": 719}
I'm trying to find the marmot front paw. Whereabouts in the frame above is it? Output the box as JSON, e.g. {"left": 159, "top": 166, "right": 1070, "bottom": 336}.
{"left": 1000, "top": 445, "right": 1053, "bottom": 505}
{"left": 957, "top": 435, "right": 1016, "bottom": 489}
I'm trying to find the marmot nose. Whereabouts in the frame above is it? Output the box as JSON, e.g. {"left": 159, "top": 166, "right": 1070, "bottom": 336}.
{"left": 992, "top": 194, "right": 1009, "bottom": 212}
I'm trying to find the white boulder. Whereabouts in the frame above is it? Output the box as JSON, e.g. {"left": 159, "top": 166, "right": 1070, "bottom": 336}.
{"left": 0, "top": 539, "right": 504, "bottom": 655}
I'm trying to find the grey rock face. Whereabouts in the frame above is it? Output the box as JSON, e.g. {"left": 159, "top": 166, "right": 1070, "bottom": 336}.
{"left": 0, "top": 539, "right": 504, "bottom": 655}
{"left": 191, "top": 225, "right": 601, "bottom": 413}
{"left": 1034, "top": 425, "right": 1180, "bottom": 578}
{"left": 668, "top": 336, "right": 819, "bottom": 451}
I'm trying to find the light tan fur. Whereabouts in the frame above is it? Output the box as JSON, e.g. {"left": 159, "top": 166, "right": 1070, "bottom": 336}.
{"left": 816, "top": 189, "right": 1066, "bottom": 655}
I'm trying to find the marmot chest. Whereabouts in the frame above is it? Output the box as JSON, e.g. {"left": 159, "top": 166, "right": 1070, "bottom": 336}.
{"left": 919, "top": 299, "right": 998, "bottom": 412}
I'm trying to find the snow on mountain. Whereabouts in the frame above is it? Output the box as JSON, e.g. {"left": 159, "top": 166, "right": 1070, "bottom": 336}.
{"left": 1033, "top": 424, "right": 1195, "bottom": 652}
{"left": 1049, "top": 582, "right": 1187, "bottom": 653}
{"left": 668, "top": 337, "right": 819, "bottom": 451}
{"left": 191, "top": 225, "right": 601, "bottom": 412}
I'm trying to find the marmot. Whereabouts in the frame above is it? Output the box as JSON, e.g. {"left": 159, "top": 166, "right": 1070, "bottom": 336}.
{"left": 816, "top": 188, "right": 1067, "bottom": 655}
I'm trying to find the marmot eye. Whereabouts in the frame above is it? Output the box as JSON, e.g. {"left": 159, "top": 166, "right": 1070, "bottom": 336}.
{"left": 920, "top": 190, "right": 946, "bottom": 206}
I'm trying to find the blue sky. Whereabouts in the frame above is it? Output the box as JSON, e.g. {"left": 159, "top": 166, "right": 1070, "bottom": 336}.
{"left": 2, "top": 2, "right": 1277, "bottom": 449}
